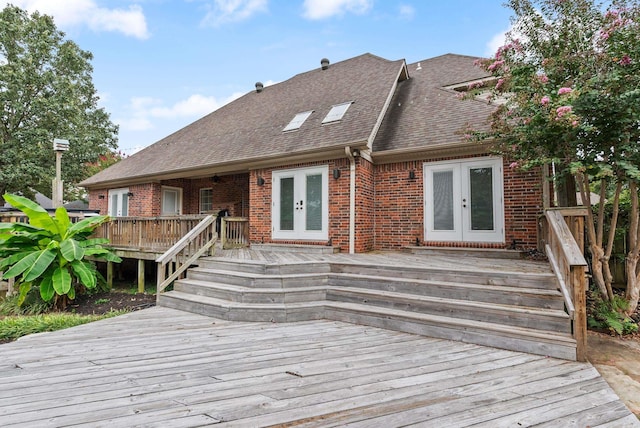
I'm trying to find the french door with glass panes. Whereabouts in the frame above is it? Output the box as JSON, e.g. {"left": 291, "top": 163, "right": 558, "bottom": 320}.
{"left": 424, "top": 157, "right": 504, "bottom": 243}
{"left": 272, "top": 166, "right": 328, "bottom": 240}
{"left": 108, "top": 188, "right": 129, "bottom": 217}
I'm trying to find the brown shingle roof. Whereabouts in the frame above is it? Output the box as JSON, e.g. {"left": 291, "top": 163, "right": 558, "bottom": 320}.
{"left": 372, "top": 53, "right": 493, "bottom": 153}
{"left": 81, "top": 53, "right": 406, "bottom": 187}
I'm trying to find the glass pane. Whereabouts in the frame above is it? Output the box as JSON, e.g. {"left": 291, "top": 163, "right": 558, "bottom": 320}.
{"left": 163, "top": 191, "right": 176, "bottom": 215}
{"left": 306, "top": 174, "right": 322, "bottom": 231}
{"left": 280, "top": 177, "right": 294, "bottom": 230}
{"left": 121, "top": 194, "right": 128, "bottom": 216}
{"left": 470, "top": 167, "right": 494, "bottom": 230}
{"left": 433, "top": 170, "right": 454, "bottom": 231}
{"left": 110, "top": 194, "right": 118, "bottom": 217}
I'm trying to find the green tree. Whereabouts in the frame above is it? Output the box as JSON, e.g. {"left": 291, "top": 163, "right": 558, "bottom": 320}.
{"left": 0, "top": 5, "right": 118, "bottom": 204}
{"left": 0, "top": 194, "right": 121, "bottom": 308}
{"left": 469, "top": 0, "right": 640, "bottom": 315}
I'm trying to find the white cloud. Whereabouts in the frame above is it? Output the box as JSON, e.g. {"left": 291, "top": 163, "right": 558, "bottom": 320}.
{"left": 119, "top": 92, "right": 244, "bottom": 131}
{"left": 201, "top": 0, "right": 268, "bottom": 27}
{"left": 2, "top": 0, "right": 149, "bottom": 39}
{"left": 398, "top": 4, "right": 415, "bottom": 20}
{"left": 302, "top": 0, "right": 372, "bottom": 20}
{"left": 486, "top": 27, "right": 509, "bottom": 57}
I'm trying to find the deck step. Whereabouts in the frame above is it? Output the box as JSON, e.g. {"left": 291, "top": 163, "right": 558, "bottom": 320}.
{"left": 326, "top": 287, "right": 570, "bottom": 333}
{"left": 405, "top": 246, "right": 525, "bottom": 259}
{"left": 323, "top": 302, "right": 576, "bottom": 360}
{"left": 174, "top": 279, "right": 327, "bottom": 303}
{"left": 158, "top": 292, "right": 575, "bottom": 360}
{"left": 159, "top": 254, "right": 577, "bottom": 360}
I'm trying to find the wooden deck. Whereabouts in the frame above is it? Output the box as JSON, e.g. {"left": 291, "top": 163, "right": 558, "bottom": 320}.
{"left": 0, "top": 307, "right": 637, "bottom": 427}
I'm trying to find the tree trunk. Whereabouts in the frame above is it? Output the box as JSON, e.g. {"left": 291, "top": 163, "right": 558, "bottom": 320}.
{"left": 626, "top": 253, "right": 640, "bottom": 316}
{"left": 590, "top": 243, "right": 612, "bottom": 300}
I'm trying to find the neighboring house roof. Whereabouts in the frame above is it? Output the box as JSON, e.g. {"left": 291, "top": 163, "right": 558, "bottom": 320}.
{"left": 81, "top": 53, "right": 493, "bottom": 189}
{"left": 81, "top": 53, "right": 408, "bottom": 188}
{"left": 3, "top": 192, "right": 53, "bottom": 209}
{"left": 373, "top": 54, "right": 493, "bottom": 157}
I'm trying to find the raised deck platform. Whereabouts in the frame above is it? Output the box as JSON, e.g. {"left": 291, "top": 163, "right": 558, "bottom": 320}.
{"left": 0, "top": 308, "right": 636, "bottom": 426}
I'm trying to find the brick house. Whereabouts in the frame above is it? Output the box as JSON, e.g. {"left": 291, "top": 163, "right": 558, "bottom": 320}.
{"left": 80, "top": 53, "right": 543, "bottom": 253}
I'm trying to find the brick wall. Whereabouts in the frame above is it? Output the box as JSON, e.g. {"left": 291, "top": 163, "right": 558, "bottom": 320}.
{"left": 89, "top": 154, "right": 542, "bottom": 252}
{"left": 249, "top": 160, "right": 352, "bottom": 251}
{"left": 373, "top": 155, "right": 542, "bottom": 250}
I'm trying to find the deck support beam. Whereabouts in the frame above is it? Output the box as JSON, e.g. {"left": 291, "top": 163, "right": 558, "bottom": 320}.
{"left": 138, "top": 259, "right": 145, "bottom": 293}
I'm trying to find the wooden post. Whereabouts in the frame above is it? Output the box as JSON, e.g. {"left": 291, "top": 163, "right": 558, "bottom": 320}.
{"left": 221, "top": 217, "right": 227, "bottom": 249}
{"left": 107, "top": 261, "right": 114, "bottom": 289}
{"left": 137, "top": 259, "right": 145, "bottom": 294}
{"left": 573, "top": 265, "right": 588, "bottom": 362}
{"left": 156, "top": 262, "right": 164, "bottom": 303}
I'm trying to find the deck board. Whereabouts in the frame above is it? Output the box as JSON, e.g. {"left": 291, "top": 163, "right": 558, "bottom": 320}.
{"left": 0, "top": 307, "right": 636, "bottom": 427}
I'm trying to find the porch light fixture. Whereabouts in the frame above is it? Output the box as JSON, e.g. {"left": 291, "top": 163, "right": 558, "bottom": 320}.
{"left": 98, "top": 194, "right": 105, "bottom": 199}
{"left": 257, "top": 176, "right": 265, "bottom": 186}
{"left": 212, "top": 175, "right": 220, "bottom": 183}
{"left": 127, "top": 192, "right": 134, "bottom": 197}
{"left": 333, "top": 168, "right": 341, "bottom": 179}
{"left": 408, "top": 170, "right": 416, "bottom": 180}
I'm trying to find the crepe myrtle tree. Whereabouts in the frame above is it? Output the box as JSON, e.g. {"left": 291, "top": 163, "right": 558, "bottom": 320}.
{"left": 0, "top": 194, "right": 121, "bottom": 308}
{"left": 0, "top": 5, "right": 118, "bottom": 204}
{"left": 464, "top": 0, "right": 640, "bottom": 315}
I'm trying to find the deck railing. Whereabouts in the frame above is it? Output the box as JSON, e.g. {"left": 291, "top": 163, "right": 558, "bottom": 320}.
{"left": 540, "top": 208, "right": 589, "bottom": 361}
{"left": 221, "top": 217, "right": 249, "bottom": 249}
{"left": 156, "top": 215, "right": 217, "bottom": 302}
{"left": 94, "top": 215, "right": 207, "bottom": 252}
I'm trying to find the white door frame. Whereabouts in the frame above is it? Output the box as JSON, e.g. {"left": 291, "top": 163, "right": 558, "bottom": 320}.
{"left": 161, "top": 186, "right": 183, "bottom": 216}
{"left": 424, "top": 157, "right": 504, "bottom": 243}
{"left": 108, "top": 188, "right": 129, "bottom": 217}
{"left": 272, "top": 165, "right": 329, "bottom": 240}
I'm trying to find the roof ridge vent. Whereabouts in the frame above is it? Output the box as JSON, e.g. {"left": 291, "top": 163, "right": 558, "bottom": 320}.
{"left": 321, "top": 58, "right": 330, "bottom": 70}
{"left": 255, "top": 82, "right": 264, "bottom": 93}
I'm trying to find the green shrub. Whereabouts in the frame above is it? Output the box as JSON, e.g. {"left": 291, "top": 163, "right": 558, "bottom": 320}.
{"left": 0, "top": 310, "right": 126, "bottom": 342}
{"left": 588, "top": 294, "right": 639, "bottom": 335}
{"left": 0, "top": 193, "right": 121, "bottom": 307}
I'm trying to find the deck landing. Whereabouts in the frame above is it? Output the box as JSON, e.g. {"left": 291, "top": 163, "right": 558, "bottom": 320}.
{"left": 0, "top": 307, "right": 637, "bottom": 427}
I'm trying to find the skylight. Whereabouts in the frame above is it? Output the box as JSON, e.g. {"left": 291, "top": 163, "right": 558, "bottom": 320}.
{"left": 322, "top": 102, "right": 352, "bottom": 124}
{"left": 283, "top": 110, "right": 313, "bottom": 132}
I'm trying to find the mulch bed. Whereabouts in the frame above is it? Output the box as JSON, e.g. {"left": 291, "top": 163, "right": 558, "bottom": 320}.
{"left": 65, "top": 291, "right": 156, "bottom": 315}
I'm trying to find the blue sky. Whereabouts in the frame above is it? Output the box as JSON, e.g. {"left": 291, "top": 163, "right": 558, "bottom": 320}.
{"left": 4, "top": 1, "right": 513, "bottom": 155}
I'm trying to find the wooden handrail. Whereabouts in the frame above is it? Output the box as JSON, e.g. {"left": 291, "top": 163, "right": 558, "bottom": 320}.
{"left": 156, "top": 215, "right": 217, "bottom": 301}
{"left": 542, "top": 209, "right": 588, "bottom": 361}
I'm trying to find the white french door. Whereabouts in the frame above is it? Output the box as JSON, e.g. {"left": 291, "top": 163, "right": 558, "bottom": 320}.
{"left": 272, "top": 166, "right": 328, "bottom": 240}
{"left": 424, "top": 157, "right": 504, "bottom": 243}
{"left": 162, "top": 187, "right": 182, "bottom": 216}
{"left": 108, "top": 188, "right": 129, "bottom": 217}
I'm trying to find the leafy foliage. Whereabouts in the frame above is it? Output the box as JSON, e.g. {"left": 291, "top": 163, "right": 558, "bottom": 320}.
{"left": 0, "top": 194, "right": 121, "bottom": 306}
{"left": 588, "top": 293, "right": 638, "bottom": 335}
{"left": 0, "top": 311, "right": 126, "bottom": 342}
{"left": 467, "top": 0, "right": 640, "bottom": 315}
{"left": 0, "top": 5, "right": 118, "bottom": 203}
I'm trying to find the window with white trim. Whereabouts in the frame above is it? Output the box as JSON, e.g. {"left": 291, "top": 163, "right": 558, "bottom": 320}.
{"left": 200, "top": 188, "right": 213, "bottom": 213}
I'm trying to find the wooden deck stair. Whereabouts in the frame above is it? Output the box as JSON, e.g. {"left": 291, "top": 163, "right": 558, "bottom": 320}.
{"left": 158, "top": 254, "right": 576, "bottom": 360}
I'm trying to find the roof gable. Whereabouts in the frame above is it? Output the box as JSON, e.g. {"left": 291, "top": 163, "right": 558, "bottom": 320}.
{"left": 373, "top": 53, "right": 494, "bottom": 154}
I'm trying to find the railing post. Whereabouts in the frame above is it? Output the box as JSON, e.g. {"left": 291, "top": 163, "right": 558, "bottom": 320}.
{"left": 156, "top": 262, "right": 165, "bottom": 303}
{"left": 573, "top": 265, "right": 588, "bottom": 362}
{"left": 221, "top": 217, "right": 227, "bottom": 249}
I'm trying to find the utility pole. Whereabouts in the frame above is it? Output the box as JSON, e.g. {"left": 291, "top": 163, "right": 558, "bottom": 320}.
{"left": 52, "top": 138, "right": 69, "bottom": 208}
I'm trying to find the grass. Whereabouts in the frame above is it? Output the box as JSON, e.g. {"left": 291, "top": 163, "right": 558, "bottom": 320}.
{"left": 0, "top": 310, "right": 127, "bottom": 343}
